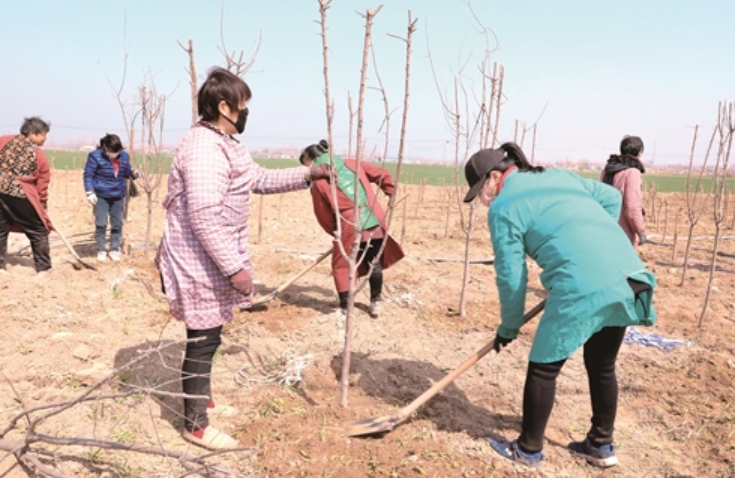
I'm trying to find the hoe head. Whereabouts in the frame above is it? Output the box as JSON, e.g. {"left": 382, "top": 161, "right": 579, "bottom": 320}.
{"left": 342, "top": 413, "right": 405, "bottom": 437}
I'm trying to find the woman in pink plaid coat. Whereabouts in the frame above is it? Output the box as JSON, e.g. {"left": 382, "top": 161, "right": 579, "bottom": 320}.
{"left": 156, "top": 67, "right": 331, "bottom": 450}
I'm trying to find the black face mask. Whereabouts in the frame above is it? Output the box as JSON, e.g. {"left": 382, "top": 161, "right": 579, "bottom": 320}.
{"left": 223, "top": 107, "right": 249, "bottom": 134}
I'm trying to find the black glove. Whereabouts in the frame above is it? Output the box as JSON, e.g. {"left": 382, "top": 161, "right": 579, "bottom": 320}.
{"left": 230, "top": 269, "right": 253, "bottom": 296}
{"left": 308, "top": 164, "right": 335, "bottom": 182}
{"left": 493, "top": 332, "right": 514, "bottom": 353}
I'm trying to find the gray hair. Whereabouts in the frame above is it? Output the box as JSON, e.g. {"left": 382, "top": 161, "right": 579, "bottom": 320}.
{"left": 20, "top": 116, "right": 51, "bottom": 136}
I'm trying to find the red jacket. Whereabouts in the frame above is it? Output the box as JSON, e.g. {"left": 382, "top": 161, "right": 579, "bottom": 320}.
{"left": 310, "top": 160, "right": 404, "bottom": 293}
{"left": 0, "top": 135, "right": 53, "bottom": 232}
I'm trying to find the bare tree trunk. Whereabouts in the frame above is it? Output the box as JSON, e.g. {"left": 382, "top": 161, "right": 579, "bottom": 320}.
{"left": 699, "top": 101, "right": 733, "bottom": 327}
{"left": 347, "top": 91, "right": 355, "bottom": 158}
{"left": 458, "top": 203, "right": 477, "bottom": 316}
{"left": 672, "top": 208, "right": 681, "bottom": 262}
{"left": 340, "top": 4, "right": 383, "bottom": 408}
{"left": 680, "top": 125, "right": 716, "bottom": 286}
{"left": 492, "top": 65, "right": 504, "bottom": 147}
{"left": 662, "top": 199, "right": 669, "bottom": 241}
{"left": 655, "top": 197, "right": 665, "bottom": 233}
{"left": 176, "top": 39, "right": 198, "bottom": 125}
{"left": 482, "top": 61, "right": 498, "bottom": 148}
{"left": 699, "top": 223, "right": 721, "bottom": 326}
{"left": 649, "top": 183, "right": 657, "bottom": 231}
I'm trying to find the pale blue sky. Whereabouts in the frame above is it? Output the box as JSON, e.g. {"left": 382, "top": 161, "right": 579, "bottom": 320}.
{"left": 1, "top": 1, "right": 733, "bottom": 165}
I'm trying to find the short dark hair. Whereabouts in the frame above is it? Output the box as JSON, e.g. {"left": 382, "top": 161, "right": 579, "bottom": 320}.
{"left": 620, "top": 135, "right": 644, "bottom": 156}
{"left": 299, "top": 140, "right": 329, "bottom": 164}
{"left": 99, "top": 133, "right": 124, "bottom": 152}
{"left": 20, "top": 116, "right": 50, "bottom": 136}
{"left": 197, "top": 67, "right": 252, "bottom": 122}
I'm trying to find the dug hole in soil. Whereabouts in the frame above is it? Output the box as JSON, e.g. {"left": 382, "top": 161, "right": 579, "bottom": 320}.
{"left": 1, "top": 170, "right": 734, "bottom": 477}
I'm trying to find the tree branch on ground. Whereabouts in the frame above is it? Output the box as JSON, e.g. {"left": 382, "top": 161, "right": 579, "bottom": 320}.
{"left": 0, "top": 339, "right": 254, "bottom": 477}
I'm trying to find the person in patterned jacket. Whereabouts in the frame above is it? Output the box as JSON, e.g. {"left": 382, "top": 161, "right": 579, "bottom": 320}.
{"left": 0, "top": 117, "right": 52, "bottom": 275}
{"left": 156, "top": 67, "right": 332, "bottom": 450}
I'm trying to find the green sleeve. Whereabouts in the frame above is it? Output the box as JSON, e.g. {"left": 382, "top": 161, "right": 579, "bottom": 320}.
{"left": 489, "top": 209, "right": 528, "bottom": 339}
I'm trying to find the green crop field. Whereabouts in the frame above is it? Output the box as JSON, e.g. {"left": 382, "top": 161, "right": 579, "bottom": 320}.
{"left": 45, "top": 150, "right": 732, "bottom": 193}
{"left": 575, "top": 171, "right": 735, "bottom": 193}
{"left": 46, "top": 150, "right": 175, "bottom": 173}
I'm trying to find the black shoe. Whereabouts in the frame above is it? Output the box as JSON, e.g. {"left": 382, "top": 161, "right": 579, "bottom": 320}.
{"left": 568, "top": 438, "right": 618, "bottom": 467}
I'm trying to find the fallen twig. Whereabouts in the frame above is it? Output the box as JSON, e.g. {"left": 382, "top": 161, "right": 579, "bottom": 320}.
{"left": 0, "top": 338, "right": 254, "bottom": 477}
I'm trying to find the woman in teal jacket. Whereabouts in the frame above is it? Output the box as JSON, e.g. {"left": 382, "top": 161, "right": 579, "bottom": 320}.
{"left": 463, "top": 142, "right": 655, "bottom": 469}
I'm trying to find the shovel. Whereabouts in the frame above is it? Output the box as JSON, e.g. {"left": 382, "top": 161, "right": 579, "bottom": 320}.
{"left": 47, "top": 215, "right": 98, "bottom": 271}
{"left": 343, "top": 299, "right": 546, "bottom": 437}
{"left": 251, "top": 248, "right": 332, "bottom": 306}
{"left": 251, "top": 193, "right": 411, "bottom": 307}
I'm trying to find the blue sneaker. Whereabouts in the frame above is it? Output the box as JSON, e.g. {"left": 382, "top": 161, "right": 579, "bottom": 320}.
{"left": 487, "top": 438, "right": 544, "bottom": 469}
{"left": 568, "top": 438, "right": 618, "bottom": 467}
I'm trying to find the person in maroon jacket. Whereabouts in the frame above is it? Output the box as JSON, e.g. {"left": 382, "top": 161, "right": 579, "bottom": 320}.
{"left": 601, "top": 136, "right": 647, "bottom": 248}
{"left": 0, "top": 116, "right": 53, "bottom": 275}
{"left": 299, "top": 140, "right": 404, "bottom": 317}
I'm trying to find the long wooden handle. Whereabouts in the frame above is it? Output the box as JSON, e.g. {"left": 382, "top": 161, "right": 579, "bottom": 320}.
{"left": 397, "top": 299, "right": 546, "bottom": 419}
{"left": 251, "top": 248, "right": 332, "bottom": 306}
{"left": 45, "top": 214, "right": 98, "bottom": 271}
{"left": 252, "top": 193, "right": 411, "bottom": 306}
{"left": 271, "top": 248, "right": 332, "bottom": 294}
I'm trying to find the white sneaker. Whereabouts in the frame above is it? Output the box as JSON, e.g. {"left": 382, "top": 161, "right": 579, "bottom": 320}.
{"left": 108, "top": 250, "right": 121, "bottom": 261}
{"left": 369, "top": 300, "right": 382, "bottom": 318}
{"left": 97, "top": 252, "right": 107, "bottom": 262}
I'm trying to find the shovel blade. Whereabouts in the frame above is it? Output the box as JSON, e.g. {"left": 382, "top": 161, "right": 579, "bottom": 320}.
{"left": 343, "top": 414, "right": 404, "bottom": 437}
{"left": 78, "top": 258, "right": 98, "bottom": 271}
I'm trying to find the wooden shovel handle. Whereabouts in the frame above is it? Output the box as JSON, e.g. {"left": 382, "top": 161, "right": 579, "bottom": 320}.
{"left": 397, "top": 299, "right": 546, "bottom": 420}
{"left": 47, "top": 214, "right": 98, "bottom": 271}
{"left": 251, "top": 248, "right": 332, "bottom": 306}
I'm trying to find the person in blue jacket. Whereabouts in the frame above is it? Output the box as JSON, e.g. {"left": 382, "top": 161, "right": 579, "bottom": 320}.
{"left": 83, "top": 134, "right": 137, "bottom": 261}
{"left": 463, "top": 142, "right": 656, "bottom": 469}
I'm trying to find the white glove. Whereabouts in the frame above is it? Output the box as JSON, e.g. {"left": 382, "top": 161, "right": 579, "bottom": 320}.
{"left": 86, "top": 191, "right": 98, "bottom": 205}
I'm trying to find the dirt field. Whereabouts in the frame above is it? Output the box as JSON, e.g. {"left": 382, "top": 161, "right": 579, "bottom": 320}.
{"left": 1, "top": 169, "right": 734, "bottom": 478}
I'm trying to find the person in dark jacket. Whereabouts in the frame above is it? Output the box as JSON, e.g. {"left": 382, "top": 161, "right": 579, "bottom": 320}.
{"left": 83, "top": 134, "right": 137, "bottom": 262}
{"left": 601, "top": 136, "right": 647, "bottom": 248}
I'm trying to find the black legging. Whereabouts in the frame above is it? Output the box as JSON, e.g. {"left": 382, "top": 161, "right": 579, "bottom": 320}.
{"left": 518, "top": 326, "right": 627, "bottom": 453}
{"left": 182, "top": 326, "right": 222, "bottom": 431}
{"left": 338, "top": 238, "right": 384, "bottom": 308}
{"left": 0, "top": 193, "right": 51, "bottom": 272}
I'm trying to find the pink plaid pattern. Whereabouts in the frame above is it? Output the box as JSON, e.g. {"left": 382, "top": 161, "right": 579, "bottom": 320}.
{"left": 156, "top": 124, "right": 308, "bottom": 329}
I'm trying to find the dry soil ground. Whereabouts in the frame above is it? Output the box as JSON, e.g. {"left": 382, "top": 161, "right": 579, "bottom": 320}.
{"left": 0, "top": 170, "right": 733, "bottom": 478}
